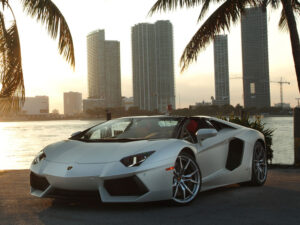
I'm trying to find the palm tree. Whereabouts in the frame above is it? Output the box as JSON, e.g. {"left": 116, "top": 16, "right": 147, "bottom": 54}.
{"left": 0, "top": 0, "right": 75, "bottom": 113}
{"left": 149, "top": 0, "right": 300, "bottom": 93}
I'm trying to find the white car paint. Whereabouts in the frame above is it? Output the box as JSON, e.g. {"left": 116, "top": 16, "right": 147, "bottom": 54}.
{"left": 30, "top": 116, "right": 265, "bottom": 203}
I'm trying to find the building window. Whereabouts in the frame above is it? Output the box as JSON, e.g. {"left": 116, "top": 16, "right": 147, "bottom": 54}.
{"left": 250, "top": 83, "right": 255, "bottom": 94}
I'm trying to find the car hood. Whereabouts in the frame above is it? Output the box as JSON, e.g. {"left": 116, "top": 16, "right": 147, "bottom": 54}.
{"left": 43, "top": 139, "right": 176, "bottom": 164}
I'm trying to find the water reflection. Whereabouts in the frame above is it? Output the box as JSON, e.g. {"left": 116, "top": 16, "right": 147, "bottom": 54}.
{"left": 0, "top": 120, "right": 102, "bottom": 170}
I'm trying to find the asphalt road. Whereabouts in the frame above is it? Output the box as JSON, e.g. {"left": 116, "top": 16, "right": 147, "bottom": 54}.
{"left": 0, "top": 169, "right": 300, "bottom": 225}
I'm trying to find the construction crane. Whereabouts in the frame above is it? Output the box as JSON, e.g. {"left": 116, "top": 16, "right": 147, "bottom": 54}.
{"left": 229, "top": 76, "right": 290, "bottom": 108}
{"left": 270, "top": 77, "right": 290, "bottom": 108}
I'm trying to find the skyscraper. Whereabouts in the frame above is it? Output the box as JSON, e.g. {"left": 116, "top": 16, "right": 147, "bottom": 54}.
{"left": 64, "top": 92, "right": 82, "bottom": 115}
{"left": 213, "top": 35, "right": 230, "bottom": 106}
{"left": 131, "top": 20, "right": 175, "bottom": 112}
{"left": 87, "top": 30, "right": 121, "bottom": 108}
{"left": 21, "top": 96, "right": 49, "bottom": 115}
{"left": 241, "top": 7, "right": 270, "bottom": 108}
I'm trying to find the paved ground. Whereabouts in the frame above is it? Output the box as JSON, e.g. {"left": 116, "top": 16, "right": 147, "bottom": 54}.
{"left": 0, "top": 169, "right": 300, "bottom": 225}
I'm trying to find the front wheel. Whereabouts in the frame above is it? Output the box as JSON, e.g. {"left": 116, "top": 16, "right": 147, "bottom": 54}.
{"left": 172, "top": 153, "right": 201, "bottom": 205}
{"left": 250, "top": 141, "right": 268, "bottom": 186}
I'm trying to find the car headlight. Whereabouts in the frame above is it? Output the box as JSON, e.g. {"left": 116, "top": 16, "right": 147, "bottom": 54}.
{"left": 120, "top": 151, "right": 155, "bottom": 167}
{"left": 32, "top": 150, "right": 46, "bottom": 165}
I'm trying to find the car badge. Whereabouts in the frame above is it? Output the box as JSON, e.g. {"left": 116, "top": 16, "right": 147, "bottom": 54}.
{"left": 67, "top": 166, "right": 73, "bottom": 171}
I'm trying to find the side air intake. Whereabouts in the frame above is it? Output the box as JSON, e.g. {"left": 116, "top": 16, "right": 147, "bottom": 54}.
{"left": 226, "top": 138, "right": 244, "bottom": 171}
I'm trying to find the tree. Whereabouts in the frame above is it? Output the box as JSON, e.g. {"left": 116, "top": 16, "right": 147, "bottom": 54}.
{"left": 0, "top": 0, "right": 75, "bottom": 113}
{"left": 149, "top": 0, "right": 300, "bottom": 92}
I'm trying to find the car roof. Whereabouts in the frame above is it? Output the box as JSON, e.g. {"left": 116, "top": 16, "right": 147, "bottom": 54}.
{"left": 119, "top": 115, "right": 215, "bottom": 120}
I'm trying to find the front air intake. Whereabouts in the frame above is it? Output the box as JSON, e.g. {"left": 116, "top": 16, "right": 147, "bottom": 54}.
{"left": 104, "top": 176, "right": 148, "bottom": 196}
{"left": 30, "top": 172, "right": 50, "bottom": 191}
{"left": 48, "top": 188, "right": 100, "bottom": 199}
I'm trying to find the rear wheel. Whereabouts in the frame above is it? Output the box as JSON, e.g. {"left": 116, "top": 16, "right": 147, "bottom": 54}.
{"left": 250, "top": 141, "right": 268, "bottom": 186}
{"left": 172, "top": 153, "right": 201, "bottom": 205}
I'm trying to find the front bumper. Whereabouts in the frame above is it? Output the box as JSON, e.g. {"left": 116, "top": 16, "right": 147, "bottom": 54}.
{"left": 30, "top": 158, "right": 175, "bottom": 203}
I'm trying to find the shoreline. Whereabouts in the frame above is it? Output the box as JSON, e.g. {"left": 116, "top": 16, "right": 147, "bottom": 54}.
{"left": 0, "top": 114, "right": 293, "bottom": 123}
{"left": 0, "top": 117, "right": 106, "bottom": 123}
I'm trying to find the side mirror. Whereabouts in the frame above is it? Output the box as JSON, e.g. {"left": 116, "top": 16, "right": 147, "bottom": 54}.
{"left": 196, "top": 128, "right": 217, "bottom": 141}
{"left": 71, "top": 131, "right": 81, "bottom": 137}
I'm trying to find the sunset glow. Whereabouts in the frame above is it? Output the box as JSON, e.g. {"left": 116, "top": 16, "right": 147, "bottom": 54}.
{"left": 7, "top": 0, "right": 299, "bottom": 112}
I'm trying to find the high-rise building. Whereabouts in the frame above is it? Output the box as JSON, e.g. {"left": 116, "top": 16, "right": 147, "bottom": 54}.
{"left": 131, "top": 20, "right": 175, "bottom": 112}
{"left": 21, "top": 96, "right": 49, "bottom": 115}
{"left": 83, "top": 99, "right": 105, "bottom": 113}
{"left": 241, "top": 7, "right": 270, "bottom": 108}
{"left": 213, "top": 35, "right": 230, "bottom": 106}
{"left": 64, "top": 92, "right": 82, "bottom": 115}
{"left": 86, "top": 30, "right": 121, "bottom": 108}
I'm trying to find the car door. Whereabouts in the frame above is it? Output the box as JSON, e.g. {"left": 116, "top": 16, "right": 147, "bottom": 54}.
{"left": 192, "top": 118, "right": 232, "bottom": 189}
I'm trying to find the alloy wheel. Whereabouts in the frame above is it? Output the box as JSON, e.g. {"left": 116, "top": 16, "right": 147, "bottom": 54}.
{"left": 172, "top": 154, "right": 201, "bottom": 204}
{"left": 253, "top": 143, "right": 267, "bottom": 183}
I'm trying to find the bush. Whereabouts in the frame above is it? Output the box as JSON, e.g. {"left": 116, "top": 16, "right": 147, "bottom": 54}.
{"left": 221, "top": 116, "right": 274, "bottom": 163}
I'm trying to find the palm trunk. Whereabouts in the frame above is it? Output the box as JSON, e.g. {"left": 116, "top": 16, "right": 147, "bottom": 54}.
{"left": 281, "top": 0, "right": 300, "bottom": 93}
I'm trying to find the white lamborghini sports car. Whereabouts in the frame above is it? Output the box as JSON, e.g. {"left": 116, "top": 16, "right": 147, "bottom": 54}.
{"left": 30, "top": 116, "right": 268, "bottom": 205}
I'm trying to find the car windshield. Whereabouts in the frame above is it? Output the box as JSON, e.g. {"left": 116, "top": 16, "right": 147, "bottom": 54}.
{"left": 77, "top": 117, "right": 182, "bottom": 142}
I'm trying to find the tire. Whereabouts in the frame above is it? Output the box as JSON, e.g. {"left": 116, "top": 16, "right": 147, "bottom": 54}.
{"left": 250, "top": 141, "right": 268, "bottom": 186}
{"left": 171, "top": 152, "right": 201, "bottom": 205}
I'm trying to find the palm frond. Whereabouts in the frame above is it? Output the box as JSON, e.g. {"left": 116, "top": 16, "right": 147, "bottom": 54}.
{"left": 278, "top": 8, "right": 289, "bottom": 31}
{"left": 265, "top": 0, "right": 300, "bottom": 13}
{"left": 258, "top": 0, "right": 279, "bottom": 9}
{"left": 0, "top": 0, "right": 5, "bottom": 10}
{"left": 292, "top": 0, "right": 300, "bottom": 14}
{"left": 180, "top": 0, "right": 257, "bottom": 71}
{"left": 0, "top": 11, "right": 24, "bottom": 113}
{"left": 269, "top": 0, "right": 280, "bottom": 8}
{"left": 198, "top": 0, "right": 223, "bottom": 21}
{"left": 149, "top": 0, "right": 203, "bottom": 15}
{"left": 21, "top": 0, "right": 75, "bottom": 68}
{"left": 278, "top": 0, "right": 299, "bottom": 32}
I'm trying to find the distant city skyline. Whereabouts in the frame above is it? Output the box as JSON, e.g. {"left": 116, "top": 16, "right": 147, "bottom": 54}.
{"left": 12, "top": 0, "right": 299, "bottom": 112}
{"left": 132, "top": 20, "right": 175, "bottom": 112}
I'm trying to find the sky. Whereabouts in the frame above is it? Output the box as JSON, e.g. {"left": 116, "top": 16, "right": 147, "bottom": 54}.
{"left": 7, "top": 0, "right": 300, "bottom": 113}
